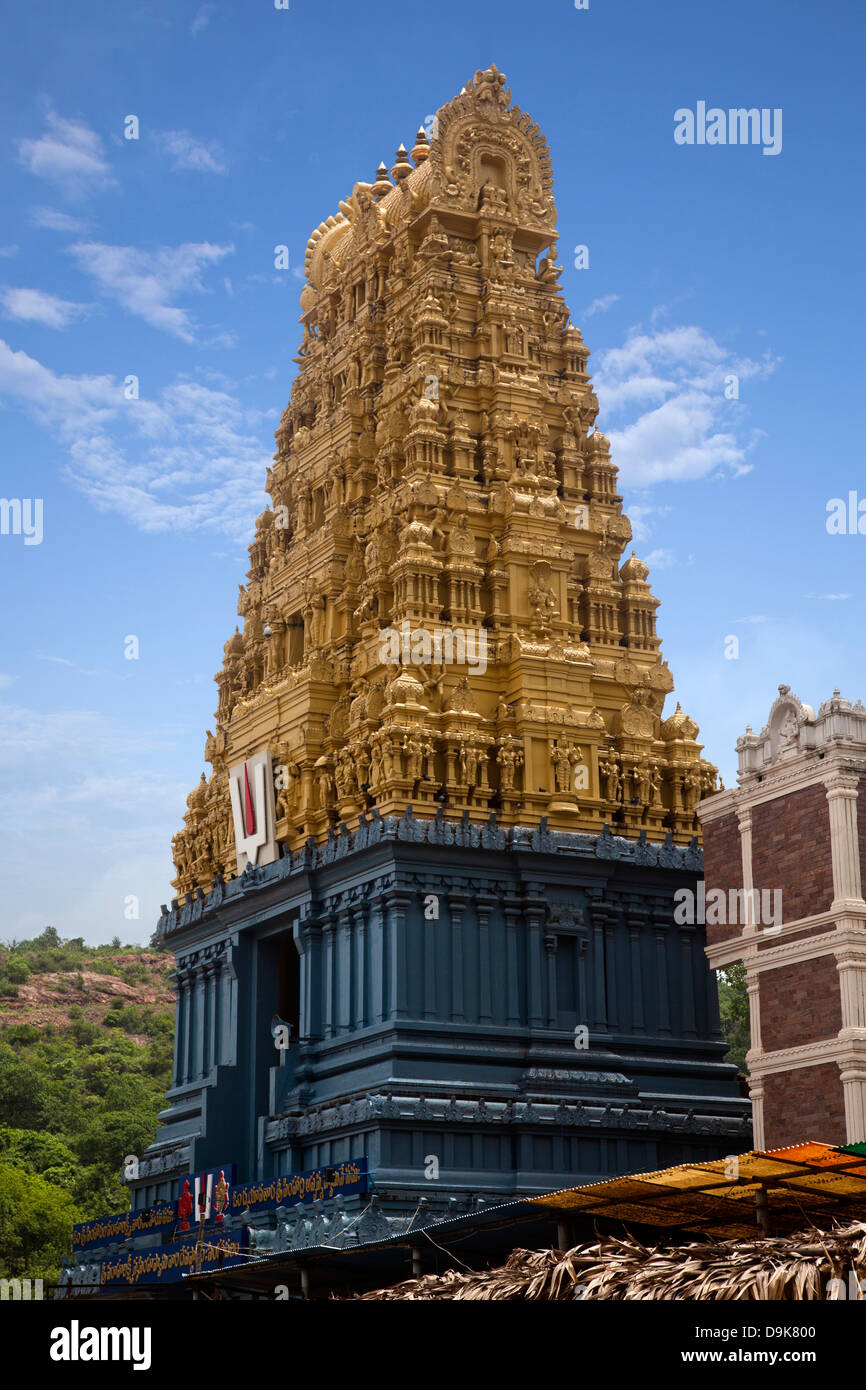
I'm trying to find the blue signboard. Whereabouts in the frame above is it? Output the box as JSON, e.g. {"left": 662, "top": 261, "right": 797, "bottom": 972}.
{"left": 73, "top": 1205, "right": 177, "bottom": 1253}
{"left": 100, "top": 1234, "right": 247, "bottom": 1287}
{"left": 73, "top": 1164, "right": 237, "bottom": 1252}
{"left": 230, "top": 1158, "right": 369, "bottom": 1215}
{"left": 74, "top": 1161, "right": 366, "bottom": 1262}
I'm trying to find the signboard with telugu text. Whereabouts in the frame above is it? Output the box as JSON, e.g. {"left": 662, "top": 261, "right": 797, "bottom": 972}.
{"left": 231, "top": 1158, "right": 368, "bottom": 1215}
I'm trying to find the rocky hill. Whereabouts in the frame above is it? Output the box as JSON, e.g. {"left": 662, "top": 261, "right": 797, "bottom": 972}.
{"left": 0, "top": 951, "right": 173, "bottom": 1042}
{"left": 0, "top": 928, "right": 176, "bottom": 1277}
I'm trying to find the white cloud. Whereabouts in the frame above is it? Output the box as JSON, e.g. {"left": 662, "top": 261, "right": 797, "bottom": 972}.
{"left": 190, "top": 3, "right": 213, "bottom": 35}
{"left": 583, "top": 293, "right": 620, "bottom": 318}
{"left": 18, "top": 111, "right": 115, "bottom": 199}
{"left": 1, "top": 286, "right": 90, "bottom": 329}
{"left": 593, "top": 325, "right": 777, "bottom": 487}
{"left": 609, "top": 391, "right": 748, "bottom": 485}
{"left": 157, "top": 129, "right": 226, "bottom": 174}
{"left": 0, "top": 698, "right": 189, "bottom": 943}
{"left": 627, "top": 503, "right": 670, "bottom": 543}
{"left": 0, "top": 339, "right": 272, "bottom": 542}
{"left": 36, "top": 653, "right": 117, "bottom": 678}
{"left": 0, "top": 338, "right": 123, "bottom": 430}
{"left": 0, "top": 701, "right": 175, "bottom": 778}
{"left": 68, "top": 240, "right": 233, "bottom": 341}
{"left": 31, "top": 206, "right": 89, "bottom": 233}
{"left": 644, "top": 548, "right": 677, "bottom": 569}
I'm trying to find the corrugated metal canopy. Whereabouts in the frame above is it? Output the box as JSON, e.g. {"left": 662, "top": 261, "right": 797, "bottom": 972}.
{"left": 527, "top": 1142, "right": 866, "bottom": 1238}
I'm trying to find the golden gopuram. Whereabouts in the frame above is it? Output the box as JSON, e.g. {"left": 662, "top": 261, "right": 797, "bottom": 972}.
{"left": 171, "top": 63, "right": 717, "bottom": 900}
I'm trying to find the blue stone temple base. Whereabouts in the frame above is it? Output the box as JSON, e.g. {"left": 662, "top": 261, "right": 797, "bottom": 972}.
{"left": 125, "top": 812, "right": 749, "bottom": 1251}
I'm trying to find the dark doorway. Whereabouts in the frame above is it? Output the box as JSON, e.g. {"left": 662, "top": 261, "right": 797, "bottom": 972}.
{"left": 279, "top": 929, "right": 301, "bottom": 1039}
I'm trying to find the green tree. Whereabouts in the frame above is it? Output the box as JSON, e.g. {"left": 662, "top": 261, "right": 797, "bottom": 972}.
{"left": 75, "top": 1112, "right": 156, "bottom": 1172}
{"left": 3, "top": 1025, "right": 40, "bottom": 1047}
{"left": 0, "top": 1048, "right": 46, "bottom": 1128}
{"left": 0, "top": 1162, "right": 78, "bottom": 1276}
{"left": 0, "top": 1126, "right": 78, "bottom": 1191}
{"left": 72, "top": 1164, "right": 127, "bottom": 1219}
{"left": 0, "top": 937, "right": 174, "bottom": 1238}
{"left": 718, "top": 962, "right": 750, "bottom": 1073}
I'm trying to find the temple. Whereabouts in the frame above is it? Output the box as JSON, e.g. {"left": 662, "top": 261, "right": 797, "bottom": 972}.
{"left": 62, "top": 65, "right": 749, "bottom": 1293}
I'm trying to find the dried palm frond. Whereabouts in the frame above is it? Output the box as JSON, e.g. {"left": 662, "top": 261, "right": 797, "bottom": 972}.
{"left": 353, "top": 1220, "right": 866, "bottom": 1301}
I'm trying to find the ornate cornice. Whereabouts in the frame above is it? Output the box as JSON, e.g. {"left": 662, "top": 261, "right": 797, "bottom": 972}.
{"left": 264, "top": 1087, "right": 749, "bottom": 1145}
{"left": 154, "top": 811, "right": 703, "bottom": 941}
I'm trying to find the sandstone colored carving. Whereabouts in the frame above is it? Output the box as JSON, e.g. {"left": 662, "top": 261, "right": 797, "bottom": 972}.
{"left": 171, "top": 65, "right": 716, "bottom": 898}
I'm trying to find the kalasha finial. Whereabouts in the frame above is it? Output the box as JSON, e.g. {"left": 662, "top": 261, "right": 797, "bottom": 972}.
{"left": 410, "top": 127, "right": 430, "bottom": 164}
{"left": 371, "top": 161, "right": 393, "bottom": 200}
{"left": 390, "top": 144, "right": 413, "bottom": 182}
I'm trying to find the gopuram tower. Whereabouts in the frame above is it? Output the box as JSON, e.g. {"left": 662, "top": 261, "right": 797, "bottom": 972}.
{"left": 137, "top": 66, "right": 750, "bottom": 1245}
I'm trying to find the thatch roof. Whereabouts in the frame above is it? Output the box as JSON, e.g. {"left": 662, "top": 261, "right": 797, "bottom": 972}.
{"left": 356, "top": 1221, "right": 866, "bottom": 1300}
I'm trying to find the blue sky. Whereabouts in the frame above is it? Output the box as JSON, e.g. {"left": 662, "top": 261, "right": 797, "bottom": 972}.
{"left": 1, "top": 0, "right": 864, "bottom": 944}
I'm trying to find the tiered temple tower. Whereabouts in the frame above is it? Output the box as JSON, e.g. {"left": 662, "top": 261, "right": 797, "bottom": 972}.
{"left": 129, "top": 66, "right": 748, "bottom": 1249}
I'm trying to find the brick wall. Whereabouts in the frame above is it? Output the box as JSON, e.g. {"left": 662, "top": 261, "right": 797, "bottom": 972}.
{"left": 758, "top": 954, "right": 841, "bottom": 1051}
{"left": 702, "top": 811, "right": 743, "bottom": 948}
{"left": 704, "top": 775, "right": 856, "bottom": 1146}
{"left": 756, "top": 923, "right": 829, "bottom": 952}
{"left": 762, "top": 1063, "right": 846, "bottom": 1147}
{"left": 857, "top": 776, "right": 866, "bottom": 886}
{"left": 751, "top": 784, "right": 834, "bottom": 923}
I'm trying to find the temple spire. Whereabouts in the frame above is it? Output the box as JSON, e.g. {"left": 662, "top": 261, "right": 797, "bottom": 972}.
{"left": 171, "top": 65, "right": 716, "bottom": 897}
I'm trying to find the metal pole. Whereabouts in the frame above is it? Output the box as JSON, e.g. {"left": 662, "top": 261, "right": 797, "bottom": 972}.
{"left": 755, "top": 1184, "right": 769, "bottom": 1235}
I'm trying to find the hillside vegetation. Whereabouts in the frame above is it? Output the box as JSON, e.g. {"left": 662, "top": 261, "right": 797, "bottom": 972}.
{"left": 0, "top": 927, "right": 174, "bottom": 1278}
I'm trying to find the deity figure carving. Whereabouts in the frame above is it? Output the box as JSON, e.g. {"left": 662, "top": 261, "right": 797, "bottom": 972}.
{"left": 497, "top": 744, "right": 524, "bottom": 793}
{"left": 276, "top": 760, "right": 302, "bottom": 820}
{"left": 528, "top": 561, "right": 559, "bottom": 637}
{"left": 403, "top": 736, "right": 423, "bottom": 782}
{"left": 316, "top": 764, "right": 335, "bottom": 809}
{"left": 683, "top": 768, "right": 703, "bottom": 814}
{"left": 551, "top": 744, "right": 573, "bottom": 794}
{"left": 600, "top": 754, "right": 622, "bottom": 804}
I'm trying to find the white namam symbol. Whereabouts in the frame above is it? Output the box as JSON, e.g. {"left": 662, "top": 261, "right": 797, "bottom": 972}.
{"left": 229, "top": 758, "right": 268, "bottom": 864}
